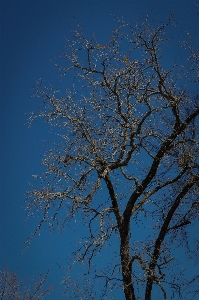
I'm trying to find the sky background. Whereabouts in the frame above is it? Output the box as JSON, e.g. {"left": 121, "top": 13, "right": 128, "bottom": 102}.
{"left": 0, "top": 0, "right": 199, "bottom": 299}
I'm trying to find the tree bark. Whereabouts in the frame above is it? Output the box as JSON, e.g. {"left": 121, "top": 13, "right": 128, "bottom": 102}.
{"left": 120, "top": 226, "right": 136, "bottom": 300}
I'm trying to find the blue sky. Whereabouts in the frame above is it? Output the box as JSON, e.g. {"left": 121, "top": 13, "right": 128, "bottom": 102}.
{"left": 0, "top": 0, "right": 198, "bottom": 299}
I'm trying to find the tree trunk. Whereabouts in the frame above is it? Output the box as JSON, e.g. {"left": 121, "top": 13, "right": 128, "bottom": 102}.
{"left": 120, "top": 232, "right": 136, "bottom": 300}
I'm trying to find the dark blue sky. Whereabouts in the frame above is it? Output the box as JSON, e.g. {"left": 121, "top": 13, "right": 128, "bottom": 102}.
{"left": 0, "top": 0, "right": 198, "bottom": 299}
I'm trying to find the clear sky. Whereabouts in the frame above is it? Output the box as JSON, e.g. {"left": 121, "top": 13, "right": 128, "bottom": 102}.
{"left": 0, "top": 0, "right": 198, "bottom": 299}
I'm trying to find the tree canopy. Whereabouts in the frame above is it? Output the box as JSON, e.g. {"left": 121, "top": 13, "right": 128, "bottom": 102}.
{"left": 0, "top": 269, "right": 53, "bottom": 300}
{"left": 26, "top": 15, "right": 199, "bottom": 299}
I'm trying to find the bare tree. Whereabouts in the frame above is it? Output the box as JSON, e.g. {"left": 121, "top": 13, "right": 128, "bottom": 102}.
{"left": 26, "top": 15, "right": 199, "bottom": 300}
{"left": 0, "top": 269, "right": 53, "bottom": 299}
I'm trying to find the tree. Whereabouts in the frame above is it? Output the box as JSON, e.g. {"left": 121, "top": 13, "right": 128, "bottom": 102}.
{"left": 0, "top": 269, "right": 53, "bottom": 299}
{"left": 26, "top": 15, "right": 199, "bottom": 299}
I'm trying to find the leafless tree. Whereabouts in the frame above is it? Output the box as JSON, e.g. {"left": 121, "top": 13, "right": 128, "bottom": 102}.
{"left": 0, "top": 269, "right": 53, "bottom": 299}
{"left": 26, "top": 14, "right": 199, "bottom": 300}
